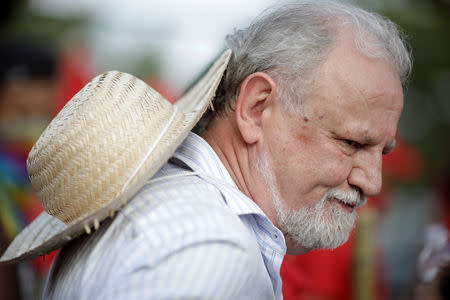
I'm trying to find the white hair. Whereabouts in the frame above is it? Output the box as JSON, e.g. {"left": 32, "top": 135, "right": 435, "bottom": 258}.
{"left": 196, "top": 0, "right": 411, "bottom": 132}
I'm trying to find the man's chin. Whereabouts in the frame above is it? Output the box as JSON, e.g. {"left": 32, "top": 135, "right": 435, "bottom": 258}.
{"left": 282, "top": 208, "right": 357, "bottom": 252}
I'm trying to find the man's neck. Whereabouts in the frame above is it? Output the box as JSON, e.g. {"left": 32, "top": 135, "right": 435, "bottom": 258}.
{"left": 201, "top": 116, "right": 282, "bottom": 226}
{"left": 201, "top": 116, "right": 254, "bottom": 199}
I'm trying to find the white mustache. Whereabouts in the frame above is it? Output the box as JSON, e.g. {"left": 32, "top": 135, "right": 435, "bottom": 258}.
{"left": 324, "top": 188, "right": 366, "bottom": 207}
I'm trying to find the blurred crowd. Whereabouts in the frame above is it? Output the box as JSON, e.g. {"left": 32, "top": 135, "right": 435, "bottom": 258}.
{"left": 0, "top": 38, "right": 57, "bottom": 299}
{"left": 0, "top": 37, "right": 91, "bottom": 299}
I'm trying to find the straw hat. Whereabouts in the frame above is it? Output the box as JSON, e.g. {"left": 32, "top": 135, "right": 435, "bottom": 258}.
{"left": 0, "top": 50, "right": 231, "bottom": 264}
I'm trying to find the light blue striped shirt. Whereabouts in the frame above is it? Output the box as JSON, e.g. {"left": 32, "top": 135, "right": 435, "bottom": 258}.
{"left": 43, "top": 132, "right": 286, "bottom": 299}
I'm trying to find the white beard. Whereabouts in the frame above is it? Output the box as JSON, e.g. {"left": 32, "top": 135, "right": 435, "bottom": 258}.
{"left": 256, "top": 150, "right": 364, "bottom": 250}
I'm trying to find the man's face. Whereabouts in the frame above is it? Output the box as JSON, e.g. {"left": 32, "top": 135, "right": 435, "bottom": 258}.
{"left": 257, "top": 34, "right": 404, "bottom": 253}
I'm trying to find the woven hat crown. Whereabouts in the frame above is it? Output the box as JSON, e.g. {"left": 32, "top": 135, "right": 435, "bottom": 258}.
{"left": 27, "top": 71, "right": 184, "bottom": 224}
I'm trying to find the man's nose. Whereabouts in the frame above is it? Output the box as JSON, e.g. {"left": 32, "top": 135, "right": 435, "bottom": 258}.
{"left": 348, "top": 150, "right": 382, "bottom": 197}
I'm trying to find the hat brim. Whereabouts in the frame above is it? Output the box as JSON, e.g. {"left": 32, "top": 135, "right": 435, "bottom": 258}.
{"left": 0, "top": 49, "right": 231, "bottom": 264}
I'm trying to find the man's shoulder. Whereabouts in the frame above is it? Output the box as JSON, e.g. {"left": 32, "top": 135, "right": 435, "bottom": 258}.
{"left": 120, "top": 169, "right": 255, "bottom": 250}
{"left": 90, "top": 167, "right": 266, "bottom": 284}
{"left": 45, "top": 171, "right": 271, "bottom": 299}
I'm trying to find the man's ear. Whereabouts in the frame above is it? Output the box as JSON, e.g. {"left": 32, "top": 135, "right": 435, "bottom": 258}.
{"left": 235, "top": 72, "right": 277, "bottom": 145}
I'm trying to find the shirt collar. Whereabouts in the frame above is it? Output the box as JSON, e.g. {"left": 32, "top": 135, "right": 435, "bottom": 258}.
{"left": 173, "top": 132, "right": 268, "bottom": 218}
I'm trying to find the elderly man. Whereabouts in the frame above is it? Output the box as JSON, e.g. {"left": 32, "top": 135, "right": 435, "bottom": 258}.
{"left": 1, "top": 0, "right": 411, "bottom": 299}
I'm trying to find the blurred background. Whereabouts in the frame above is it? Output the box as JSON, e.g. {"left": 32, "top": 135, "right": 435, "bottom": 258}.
{"left": 0, "top": 0, "right": 449, "bottom": 299}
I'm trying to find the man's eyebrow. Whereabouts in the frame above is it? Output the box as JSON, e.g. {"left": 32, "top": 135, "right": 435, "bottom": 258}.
{"left": 383, "top": 139, "right": 397, "bottom": 155}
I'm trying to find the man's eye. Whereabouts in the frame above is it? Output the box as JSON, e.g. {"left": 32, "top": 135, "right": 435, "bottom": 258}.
{"left": 343, "top": 139, "right": 361, "bottom": 148}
